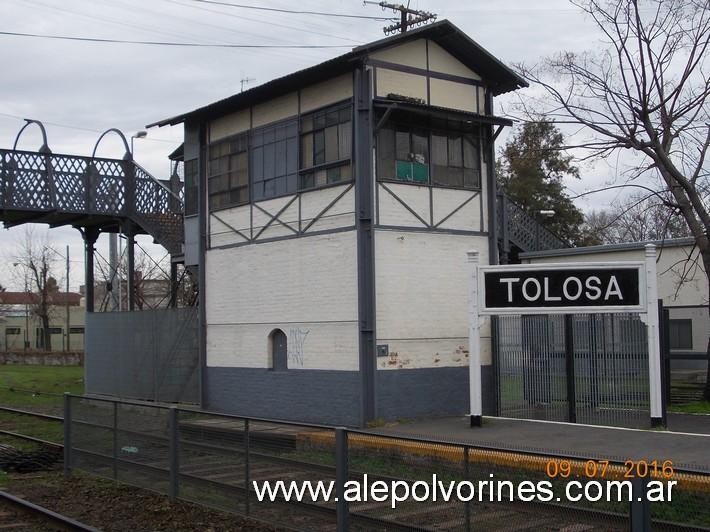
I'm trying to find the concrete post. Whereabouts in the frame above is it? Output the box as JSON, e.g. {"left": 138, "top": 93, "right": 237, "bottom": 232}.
{"left": 644, "top": 244, "right": 663, "bottom": 426}
{"left": 467, "top": 250, "right": 482, "bottom": 427}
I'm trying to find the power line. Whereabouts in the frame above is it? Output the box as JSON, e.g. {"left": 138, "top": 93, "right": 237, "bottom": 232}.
{"left": 0, "top": 112, "right": 178, "bottom": 144}
{"left": 184, "top": 0, "right": 395, "bottom": 20}
{"left": 0, "top": 30, "right": 352, "bottom": 48}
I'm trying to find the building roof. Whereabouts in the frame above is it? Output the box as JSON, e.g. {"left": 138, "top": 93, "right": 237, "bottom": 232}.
{"left": 147, "top": 20, "right": 527, "bottom": 129}
{"left": 0, "top": 292, "right": 83, "bottom": 306}
{"left": 520, "top": 237, "right": 697, "bottom": 259}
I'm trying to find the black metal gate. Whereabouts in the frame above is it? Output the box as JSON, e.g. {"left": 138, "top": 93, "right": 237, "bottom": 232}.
{"left": 494, "top": 314, "right": 650, "bottom": 428}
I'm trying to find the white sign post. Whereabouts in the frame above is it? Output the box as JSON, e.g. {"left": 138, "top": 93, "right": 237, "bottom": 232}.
{"left": 467, "top": 250, "right": 482, "bottom": 427}
{"left": 467, "top": 244, "right": 664, "bottom": 428}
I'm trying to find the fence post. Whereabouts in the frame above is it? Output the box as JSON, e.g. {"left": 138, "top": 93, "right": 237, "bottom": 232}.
{"left": 168, "top": 407, "right": 179, "bottom": 501}
{"left": 630, "top": 477, "right": 650, "bottom": 531}
{"left": 564, "top": 315, "right": 577, "bottom": 423}
{"left": 63, "top": 393, "right": 71, "bottom": 477}
{"left": 244, "top": 419, "right": 250, "bottom": 516}
{"left": 658, "top": 300, "right": 670, "bottom": 426}
{"left": 112, "top": 401, "right": 118, "bottom": 481}
{"left": 335, "top": 427, "right": 349, "bottom": 532}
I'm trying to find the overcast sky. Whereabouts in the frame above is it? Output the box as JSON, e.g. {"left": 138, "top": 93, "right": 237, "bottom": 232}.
{"left": 0, "top": 0, "right": 622, "bottom": 292}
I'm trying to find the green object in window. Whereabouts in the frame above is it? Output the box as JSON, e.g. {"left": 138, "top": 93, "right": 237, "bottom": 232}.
{"left": 395, "top": 160, "right": 413, "bottom": 181}
{"left": 412, "top": 162, "right": 429, "bottom": 183}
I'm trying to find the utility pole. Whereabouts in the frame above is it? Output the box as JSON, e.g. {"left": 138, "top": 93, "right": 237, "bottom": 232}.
{"left": 240, "top": 77, "right": 255, "bottom": 93}
{"left": 363, "top": 1, "right": 437, "bottom": 34}
{"left": 65, "top": 245, "right": 70, "bottom": 352}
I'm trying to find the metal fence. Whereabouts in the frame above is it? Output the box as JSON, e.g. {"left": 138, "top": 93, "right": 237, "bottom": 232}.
{"left": 494, "top": 314, "right": 650, "bottom": 428}
{"left": 64, "top": 394, "right": 710, "bottom": 531}
{"left": 662, "top": 305, "right": 709, "bottom": 405}
{"left": 85, "top": 307, "right": 199, "bottom": 404}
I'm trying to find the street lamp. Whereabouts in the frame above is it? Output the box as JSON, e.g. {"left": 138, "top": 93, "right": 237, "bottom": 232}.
{"left": 12, "top": 262, "right": 30, "bottom": 351}
{"left": 131, "top": 130, "right": 147, "bottom": 157}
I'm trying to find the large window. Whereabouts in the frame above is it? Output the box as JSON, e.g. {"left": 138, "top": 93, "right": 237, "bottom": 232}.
{"left": 377, "top": 126, "right": 429, "bottom": 184}
{"left": 251, "top": 119, "right": 299, "bottom": 201}
{"left": 300, "top": 103, "right": 352, "bottom": 190}
{"left": 431, "top": 133, "right": 480, "bottom": 188}
{"left": 377, "top": 121, "right": 481, "bottom": 189}
{"left": 208, "top": 134, "right": 248, "bottom": 210}
{"left": 184, "top": 159, "right": 198, "bottom": 216}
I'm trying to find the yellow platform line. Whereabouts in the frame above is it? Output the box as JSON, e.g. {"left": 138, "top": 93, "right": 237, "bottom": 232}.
{"left": 298, "top": 430, "right": 710, "bottom": 492}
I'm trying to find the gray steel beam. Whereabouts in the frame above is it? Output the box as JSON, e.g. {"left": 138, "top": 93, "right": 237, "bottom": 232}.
{"left": 354, "top": 65, "right": 377, "bottom": 426}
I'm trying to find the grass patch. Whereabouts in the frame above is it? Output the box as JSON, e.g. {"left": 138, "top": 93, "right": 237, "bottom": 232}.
{"left": 0, "top": 365, "right": 83, "bottom": 410}
{"left": 669, "top": 401, "right": 710, "bottom": 414}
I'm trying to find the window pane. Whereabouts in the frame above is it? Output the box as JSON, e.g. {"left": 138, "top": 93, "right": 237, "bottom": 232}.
{"left": 463, "top": 136, "right": 479, "bottom": 169}
{"left": 263, "top": 143, "right": 275, "bottom": 179}
{"left": 315, "top": 169, "right": 327, "bottom": 187}
{"left": 314, "top": 112, "right": 326, "bottom": 130}
{"left": 210, "top": 174, "right": 228, "bottom": 192}
{"left": 326, "top": 166, "right": 342, "bottom": 183}
{"left": 448, "top": 135, "right": 463, "bottom": 167}
{"left": 314, "top": 131, "right": 325, "bottom": 165}
{"left": 286, "top": 137, "right": 298, "bottom": 173}
{"left": 340, "top": 163, "right": 351, "bottom": 180}
{"left": 300, "top": 172, "right": 314, "bottom": 189}
{"left": 377, "top": 128, "right": 395, "bottom": 180}
{"left": 411, "top": 132, "right": 428, "bottom": 164}
{"left": 431, "top": 134, "right": 447, "bottom": 166}
{"left": 263, "top": 177, "right": 276, "bottom": 199}
{"left": 301, "top": 116, "right": 313, "bottom": 133}
{"left": 251, "top": 146, "right": 264, "bottom": 181}
{"left": 325, "top": 125, "right": 339, "bottom": 162}
{"left": 301, "top": 133, "right": 313, "bottom": 169}
{"left": 338, "top": 122, "right": 351, "bottom": 159}
{"left": 325, "top": 110, "right": 339, "bottom": 126}
{"left": 412, "top": 162, "right": 429, "bottom": 183}
{"left": 396, "top": 130, "right": 410, "bottom": 161}
{"left": 338, "top": 107, "right": 350, "bottom": 122}
{"left": 274, "top": 139, "right": 287, "bottom": 177}
{"left": 286, "top": 173, "right": 298, "bottom": 193}
{"left": 396, "top": 160, "right": 413, "bottom": 181}
{"left": 463, "top": 168, "right": 478, "bottom": 188}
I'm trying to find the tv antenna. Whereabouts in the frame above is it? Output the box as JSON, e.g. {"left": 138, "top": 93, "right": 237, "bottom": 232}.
{"left": 363, "top": 1, "right": 437, "bottom": 35}
{"left": 240, "top": 77, "right": 256, "bottom": 92}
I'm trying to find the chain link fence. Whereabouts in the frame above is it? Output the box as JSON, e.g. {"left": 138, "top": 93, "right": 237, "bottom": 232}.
{"left": 63, "top": 394, "right": 710, "bottom": 531}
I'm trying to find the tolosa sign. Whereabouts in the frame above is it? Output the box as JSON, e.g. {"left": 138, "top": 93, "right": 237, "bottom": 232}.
{"left": 479, "top": 263, "right": 646, "bottom": 315}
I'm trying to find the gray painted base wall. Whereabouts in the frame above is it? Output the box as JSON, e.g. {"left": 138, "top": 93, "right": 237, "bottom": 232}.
{"left": 205, "top": 364, "right": 496, "bottom": 427}
{"left": 205, "top": 367, "right": 362, "bottom": 426}
{"left": 376, "top": 365, "right": 496, "bottom": 421}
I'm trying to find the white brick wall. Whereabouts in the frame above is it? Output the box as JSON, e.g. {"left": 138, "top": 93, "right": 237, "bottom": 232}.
{"left": 374, "top": 229, "right": 492, "bottom": 369}
{"left": 205, "top": 230, "right": 359, "bottom": 370}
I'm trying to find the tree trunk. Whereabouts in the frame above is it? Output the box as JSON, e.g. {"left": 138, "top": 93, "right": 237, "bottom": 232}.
{"left": 704, "top": 275, "right": 710, "bottom": 402}
{"left": 41, "top": 314, "right": 51, "bottom": 352}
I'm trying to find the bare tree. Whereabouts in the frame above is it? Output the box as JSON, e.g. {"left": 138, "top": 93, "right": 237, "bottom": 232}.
{"left": 13, "top": 229, "right": 60, "bottom": 351}
{"left": 585, "top": 192, "right": 693, "bottom": 244}
{"left": 516, "top": 0, "right": 710, "bottom": 399}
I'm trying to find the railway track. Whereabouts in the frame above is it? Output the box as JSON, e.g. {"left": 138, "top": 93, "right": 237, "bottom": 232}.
{"left": 0, "top": 490, "right": 99, "bottom": 531}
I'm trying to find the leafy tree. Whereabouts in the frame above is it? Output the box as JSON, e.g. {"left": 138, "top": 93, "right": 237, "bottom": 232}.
{"left": 497, "top": 119, "right": 586, "bottom": 245}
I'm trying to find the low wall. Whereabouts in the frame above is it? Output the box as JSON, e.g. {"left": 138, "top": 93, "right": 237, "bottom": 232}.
{"left": 0, "top": 351, "right": 84, "bottom": 365}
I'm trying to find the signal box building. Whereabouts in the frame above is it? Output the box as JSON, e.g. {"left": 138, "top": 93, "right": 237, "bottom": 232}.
{"left": 150, "top": 20, "right": 536, "bottom": 426}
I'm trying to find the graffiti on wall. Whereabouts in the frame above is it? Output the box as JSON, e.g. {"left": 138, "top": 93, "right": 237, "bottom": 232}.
{"left": 288, "top": 328, "right": 309, "bottom": 366}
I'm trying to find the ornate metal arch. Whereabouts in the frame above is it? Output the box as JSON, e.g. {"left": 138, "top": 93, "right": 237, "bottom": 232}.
{"left": 92, "top": 128, "right": 132, "bottom": 161}
{"left": 13, "top": 119, "right": 51, "bottom": 154}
